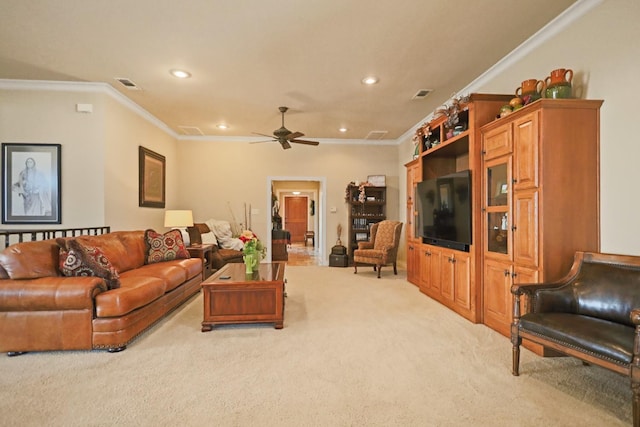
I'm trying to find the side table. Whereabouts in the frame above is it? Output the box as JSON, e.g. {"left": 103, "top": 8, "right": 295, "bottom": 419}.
{"left": 187, "top": 244, "right": 214, "bottom": 280}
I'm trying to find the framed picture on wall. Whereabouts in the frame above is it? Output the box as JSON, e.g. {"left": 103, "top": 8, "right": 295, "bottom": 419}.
{"left": 2, "top": 143, "right": 62, "bottom": 224}
{"left": 138, "top": 146, "right": 166, "bottom": 208}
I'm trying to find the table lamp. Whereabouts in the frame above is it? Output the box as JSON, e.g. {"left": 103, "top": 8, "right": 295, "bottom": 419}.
{"left": 164, "top": 209, "right": 194, "bottom": 246}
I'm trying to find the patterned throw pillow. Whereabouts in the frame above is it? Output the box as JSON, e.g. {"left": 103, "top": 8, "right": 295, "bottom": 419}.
{"left": 57, "top": 238, "right": 120, "bottom": 290}
{"left": 144, "top": 229, "right": 190, "bottom": 264}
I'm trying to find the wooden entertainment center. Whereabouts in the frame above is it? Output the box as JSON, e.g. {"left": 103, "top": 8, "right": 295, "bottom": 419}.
{"left": 406, "top": 95, "right": 602, "bottom": 340}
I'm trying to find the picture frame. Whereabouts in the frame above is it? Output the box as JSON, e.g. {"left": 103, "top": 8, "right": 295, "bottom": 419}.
{"left": 2, "top": 143, "right": 62, "bottom": 224}
{"left": 367, "top": 175, "right": 386, "bottom": 187}
{"left": 139, "top": 146, "right": 166, "bottom": 208}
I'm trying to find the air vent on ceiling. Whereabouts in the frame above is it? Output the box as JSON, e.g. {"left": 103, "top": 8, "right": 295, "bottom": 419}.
{"left": 412, "top": 89, "right": 432, "bottom": 99}
{"left": 365, "top": 130, "right": 388, "bottom": 140}
{"left": 114, "top": 77, "right": 141, "bottom": 90}
{"left": 178, "top": 126, "right": 204, "bottom": 136}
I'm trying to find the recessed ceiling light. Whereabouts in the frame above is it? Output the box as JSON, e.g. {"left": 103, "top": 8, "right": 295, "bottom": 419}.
{"left": 361, "top": 76, "right": 379, "bottom": 85}
{"left": 339, "top": 127, "right": 348, "bottom": 133}
{"left": 216, "top": 124, "right": 228, "bottom": 130}
{"left": 292, "top": 191, "right": 301, "bottom": 195}
{"left": 170, "top": 69, "right": 191, "bottom": 79}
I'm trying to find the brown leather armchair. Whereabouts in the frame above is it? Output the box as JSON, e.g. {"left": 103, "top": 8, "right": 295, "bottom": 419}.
{"left": 353, "top": 220, "right": 403, "bottom": 278}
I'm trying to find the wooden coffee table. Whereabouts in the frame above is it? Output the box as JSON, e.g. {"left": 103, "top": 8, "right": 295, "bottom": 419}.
{"left": 201, "top": 262, "right": 285, "bottom": 331}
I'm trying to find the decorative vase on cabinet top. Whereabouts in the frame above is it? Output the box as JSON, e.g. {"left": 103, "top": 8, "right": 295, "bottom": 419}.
{"left": 515, "top": 79, "right": 544, "bottom": 100}
{"left": 545, "top": 83, "right": 572, "bottom": 99}
{"left": 545, "top": 68, "right": 573, "bottom": 87}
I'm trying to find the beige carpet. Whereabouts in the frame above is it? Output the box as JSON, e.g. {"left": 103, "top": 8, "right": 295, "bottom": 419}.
{"left": 0, "top": 266, "right": 632, "bottom": 426}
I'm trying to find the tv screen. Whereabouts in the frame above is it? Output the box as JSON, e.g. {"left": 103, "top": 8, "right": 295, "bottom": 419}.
{"left": 416, "top": 170, "right": 472, "bottom": 251}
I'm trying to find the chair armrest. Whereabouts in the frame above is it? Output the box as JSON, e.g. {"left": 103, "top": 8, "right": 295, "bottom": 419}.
{"left": 357, "top": 242, "right": 374, "bottom": 250}
{"left": 512, "top": 281, "right": 576, "bottom": 314}
{"left": 0, "top": 277, "right": 106, "bottom": 311}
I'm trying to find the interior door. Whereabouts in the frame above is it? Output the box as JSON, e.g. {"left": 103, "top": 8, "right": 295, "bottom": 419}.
{"left": 284, "top": 196, "right": 308, "bottom": 243}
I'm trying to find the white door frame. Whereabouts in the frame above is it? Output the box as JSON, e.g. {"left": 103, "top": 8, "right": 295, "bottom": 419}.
{"left": 266, "top": 176, "right": 327, "bottom": 266}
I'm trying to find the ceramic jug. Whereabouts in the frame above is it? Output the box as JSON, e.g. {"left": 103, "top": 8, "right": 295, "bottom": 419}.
{"left": 545, "top": 68, "right": 573, "bottom": 88}
{"left": 515, "top": 79, "right": 545, "bottom": 97}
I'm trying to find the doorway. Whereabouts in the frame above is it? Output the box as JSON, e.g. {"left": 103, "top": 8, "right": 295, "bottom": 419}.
{"left": 267, "top": 177, "right": 326, "bottom": 266}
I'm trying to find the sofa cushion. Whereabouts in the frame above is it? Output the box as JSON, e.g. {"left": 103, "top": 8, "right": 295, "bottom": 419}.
{"left": 0, "top": 239, "right": 60, "bottom": 279}
{"left": 144, "top": 229, "right": 189, "bottom": 264}
{"left": 121, "top": 261, "right": 190, "bottom": 292}
{"left": 74, "top": 231, "right": 146, "bottom": 273}
{"left": 187, "top": 223, "right": 218, "bottom": 246}
{"left": 57, "top": 239, "right": 121, "bottom": 290}
{"left": 94, "top": 276, "right": 166, "bottom": 318}
{"left": 520, "top": 312, "right": 635, "bottom": 365}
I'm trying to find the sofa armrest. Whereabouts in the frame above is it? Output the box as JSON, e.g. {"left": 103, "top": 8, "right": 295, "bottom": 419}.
{"left": 0, "top": 277, "right": 106, "bottom": 311}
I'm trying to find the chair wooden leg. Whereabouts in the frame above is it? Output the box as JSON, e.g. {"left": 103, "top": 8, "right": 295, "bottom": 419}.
{"left": 354, "top": 263, "right": 358, "bottom": 274}
{"left": 377, "top": 264, "right": 381, "bottom": 278}
{"left": 393, "top": 262, "right": 397, "bottom": 275}
{"left": 633, "top": 381, "right": 640, "bottom": 427}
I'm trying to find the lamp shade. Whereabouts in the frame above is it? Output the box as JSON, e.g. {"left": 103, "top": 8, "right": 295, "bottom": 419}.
{"left": 164, "top": 210, "right": 194, "bottom": 228}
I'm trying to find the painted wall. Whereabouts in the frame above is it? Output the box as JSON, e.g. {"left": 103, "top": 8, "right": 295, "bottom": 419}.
{"left": 0, "top": 88, "right": 106, "bottom": 228}
{"left": 176, "top": 140, "right": 399, "bottom": 263}
{"left": 2, "top": 0, "right": 637, "bottom": 264}
{"left": 103, "top": 95, "right": 180, "bottom": 231}
{"left": 0, "top": 85, "right": 183, "bottom": 233}
{"left": 398, "top": 0, "right": 640, "bottom": 260}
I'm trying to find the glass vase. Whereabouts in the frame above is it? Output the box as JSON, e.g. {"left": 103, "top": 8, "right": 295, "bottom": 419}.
{"left": 243, "top": 252, "right": 256, "bottom": 274}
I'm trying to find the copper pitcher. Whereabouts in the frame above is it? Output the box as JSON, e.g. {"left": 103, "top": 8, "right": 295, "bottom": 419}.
{"left": 545, "top": 68, "right": 573, "bottom": 88}
{"left": 515, "top": 79, "right": 545, "bottom": 97}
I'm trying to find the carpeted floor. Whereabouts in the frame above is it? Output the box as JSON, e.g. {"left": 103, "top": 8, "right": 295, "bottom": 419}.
{"left": 0, "top": 266, "right": 632, "bottom": 426}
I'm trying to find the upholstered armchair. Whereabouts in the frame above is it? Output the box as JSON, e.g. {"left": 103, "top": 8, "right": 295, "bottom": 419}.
{"left": 353, "top": 220, "right": 403, "bottom": 278}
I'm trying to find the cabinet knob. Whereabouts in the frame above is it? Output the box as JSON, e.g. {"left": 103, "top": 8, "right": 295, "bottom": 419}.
{"left": 449, "top": 256, "right": 456, "bottom": 263}
{"left": 511, "top": 226, "right": 517, "bottom": 231}
{"left": 504, "top": 270, "right": 510, "bottom": 277}
{"left": 512, "top": 178, "right": 518, "bottom": 184}
{"left": 425, "top": 251, "right": 431, "bottom": 256}
{"left": 512, "top": 272, "right": 518, "bottom": 278}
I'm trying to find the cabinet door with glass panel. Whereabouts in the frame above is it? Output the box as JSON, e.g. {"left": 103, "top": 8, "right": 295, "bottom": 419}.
{"left": 483, "top": 157, "right": 512, "bottom": 258}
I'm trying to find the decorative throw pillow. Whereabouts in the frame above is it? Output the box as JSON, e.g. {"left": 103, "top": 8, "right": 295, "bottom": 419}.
{"left": 201, "top": 231, "right": 218, "bottom": 245}
{"left": 57, "top": 238, "right": 120, "bottom": 290}
{"left": 144, "top": 229, "right": 190, "bottom": 264}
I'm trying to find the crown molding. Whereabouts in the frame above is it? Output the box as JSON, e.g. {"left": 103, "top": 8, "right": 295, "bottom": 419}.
{"left": 397, "top": 0, "right": 604, "bottom": 145}
{"left": 0, "top": 0, "right": 603, "bottom": 148}
{"left": 0, "top": 78, "right": 178, "bottom": 138}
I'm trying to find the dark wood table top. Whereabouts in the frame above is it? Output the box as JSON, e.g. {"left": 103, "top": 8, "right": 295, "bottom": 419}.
{"left": 204, "top": 262, "right": 285, "bottom": 285}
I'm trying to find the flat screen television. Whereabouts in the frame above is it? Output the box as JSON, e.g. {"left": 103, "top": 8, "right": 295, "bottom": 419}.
{"left": 416, "top": 170, "right": 472, "bottom": 252}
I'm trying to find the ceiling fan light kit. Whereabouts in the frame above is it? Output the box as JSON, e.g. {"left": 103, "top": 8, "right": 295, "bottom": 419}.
{"left": 251, "top": 106, "right": 319, "bottom": 150}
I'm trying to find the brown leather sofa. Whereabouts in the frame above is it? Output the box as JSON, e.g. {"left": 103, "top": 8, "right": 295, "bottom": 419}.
{"left": 0, "top": 230, "right": 202, "bottom": 355}
{"left": 188, "top": 222, "right": 244, "bottom": 270}
{"left": 511, "top": 251, "right": 640, "bottom": 426}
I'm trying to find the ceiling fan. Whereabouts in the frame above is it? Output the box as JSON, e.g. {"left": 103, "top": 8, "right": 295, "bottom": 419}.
{"left": 252, "top": 106, "right": 319, "bottom": 149}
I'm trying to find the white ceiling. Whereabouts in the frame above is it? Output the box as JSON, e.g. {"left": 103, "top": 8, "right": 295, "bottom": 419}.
{"left": 0, "top": 0, "right": 579, "bottom": 143}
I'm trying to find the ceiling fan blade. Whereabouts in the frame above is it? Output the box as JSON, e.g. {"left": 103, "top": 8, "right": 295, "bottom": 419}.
{"left": 280, "top": 140, "right": 292, "bottom": 149}
{"left": 249, "top": 140, "right": 274, "bottom": 144}
{"left": 290, "top": 139, "right": 319, "bottom": 146}
{"left": 286, "top": 131, "right": 304, "bottom": 140}
{"left": 252, "top": 132, "right": 276, "bottom": 139}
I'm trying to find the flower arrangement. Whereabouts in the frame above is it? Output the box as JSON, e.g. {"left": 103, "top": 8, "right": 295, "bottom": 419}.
{"left": 239, "top": 230, "right": 266, "bottom": 260}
